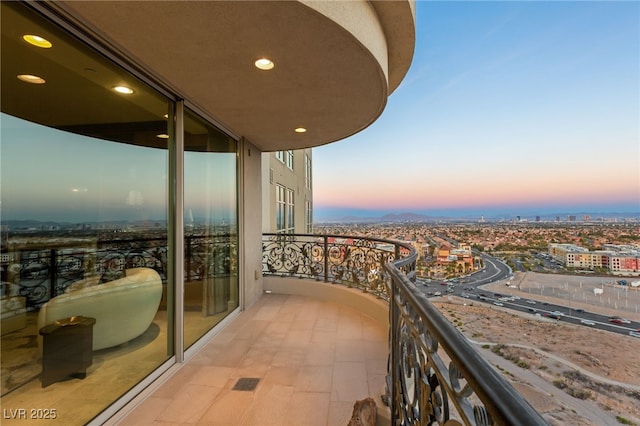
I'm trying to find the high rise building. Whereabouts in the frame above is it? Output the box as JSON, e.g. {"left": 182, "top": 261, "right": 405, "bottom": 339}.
{"left": 262, "top": 149, "right": 313, "bottom": 234}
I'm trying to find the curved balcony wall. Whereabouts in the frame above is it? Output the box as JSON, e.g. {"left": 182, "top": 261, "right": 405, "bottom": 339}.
{"left": 35, "top": 1, "right": 416, "bottom": 151}
{"left": 264, "top": 276, "right": 389, "bottom": 326}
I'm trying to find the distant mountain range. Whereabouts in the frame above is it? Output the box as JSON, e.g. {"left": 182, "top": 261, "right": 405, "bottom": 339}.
{"left": 315, "top": 211, "right": 640, "bottom": 224}
{"left": 325, "top": 213, "right": 453, "bottom": 223}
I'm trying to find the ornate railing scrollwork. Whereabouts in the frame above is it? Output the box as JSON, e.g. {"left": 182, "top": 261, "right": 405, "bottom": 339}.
{"left": 1, "top": 234, "right": 236, "bottom": 311}
{"left": 3, "top": 231, "right": 548, "bottom": 423}
{"left": 386, "top": 252, "right": 548, "bottom": 425}
{"left": 261, "top": 232, "right": 546, "bottom": 424}
{"left": 262, "top": 233, "right": 414, "bottom": 300}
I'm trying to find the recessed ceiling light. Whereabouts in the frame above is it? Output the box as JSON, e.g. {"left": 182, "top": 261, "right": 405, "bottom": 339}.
{"left": 113, "top": 85, "right": 134, "bottom": 94}
{"left": 255, "top": 58, "right": 274, "bottom": 70}
{"left": 156, "top": 134, "right": 169, "bottom": 139}
{"left": 23, "top": 34, "right": 52, "bottom": 48}
{"left": 294, "top": 127, "right": 307, "bottom": 133}
{"left": 17, "top": 74, "right": 45, "bottom": 84}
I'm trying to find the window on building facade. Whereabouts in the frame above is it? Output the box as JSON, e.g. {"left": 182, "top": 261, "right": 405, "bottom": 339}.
{"left": 276, "top": 184, "right": 286, "bottom": 232}
{"left": 286, "top": 150, "right": 294, "bottom": 170}
{"left": 275, "top": 150, "right": 284, "bottom": 163}
{"left": 286, "top": 188, "right": 295, "bottom": 232}
{"left": 305, "top": 153, "right": 312, "bottom": 190}
{"left": 305, "top": 200, "right": 313, "bottom": 233}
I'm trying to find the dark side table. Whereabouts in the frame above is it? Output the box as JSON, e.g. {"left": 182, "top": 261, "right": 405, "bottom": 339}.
{"left": 39, "top": 316, "right": 96, "bottom": 387}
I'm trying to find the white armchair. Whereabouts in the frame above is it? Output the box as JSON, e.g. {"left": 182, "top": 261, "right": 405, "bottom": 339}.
{"left": 37, "top": 268, "right": 162, "bottom": 350}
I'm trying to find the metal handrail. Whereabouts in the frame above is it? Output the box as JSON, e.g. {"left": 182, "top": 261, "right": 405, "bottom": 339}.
{"left": 386, "top": 258, "right": 548, "bottom": 425}
{"left": 3, "top": 231, "right": 548, "bottom": 424}
{"left": 1, "top": 233, "right": 236, "bottom": 309}
{"left": 261, "top": 233, "right": 414, "bottom": 300}
{"left": 261, "top": 232, "right": 547, "bottom": 425}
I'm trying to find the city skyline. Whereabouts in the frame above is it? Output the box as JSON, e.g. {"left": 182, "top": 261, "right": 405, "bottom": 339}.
{"left": 313, "top": 1, "right": 640, "bottom": 220}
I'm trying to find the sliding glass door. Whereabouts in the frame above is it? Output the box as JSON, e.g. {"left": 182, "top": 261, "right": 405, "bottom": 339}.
{"left": 0, "top": 2, "right": 239, "bottom": 423}
{"left": 183, "top": 110, "right": 239, "bottom": 349}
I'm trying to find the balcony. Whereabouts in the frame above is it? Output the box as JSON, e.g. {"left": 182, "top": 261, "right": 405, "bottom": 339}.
{"left": 122, "top": 233, "right": 546, "bottom": 424}
{"left": 1, "top": 233, "right": 546, "bottom": 425}
{"left": 260, "top": 234, "right": 546, "bottom": 425}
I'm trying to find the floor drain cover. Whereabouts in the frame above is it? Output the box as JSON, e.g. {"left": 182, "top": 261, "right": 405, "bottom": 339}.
{"left": 233, "top": 377, "right": 260, "bottom": 391}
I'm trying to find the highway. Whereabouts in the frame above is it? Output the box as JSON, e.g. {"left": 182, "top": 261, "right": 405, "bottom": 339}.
{"left": 416, "top": 253, "right": 640, "bottom": 338}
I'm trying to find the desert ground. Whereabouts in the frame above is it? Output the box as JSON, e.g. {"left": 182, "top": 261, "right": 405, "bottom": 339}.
{"left": 433, "top": 272, "right": 640, "bottom": 426}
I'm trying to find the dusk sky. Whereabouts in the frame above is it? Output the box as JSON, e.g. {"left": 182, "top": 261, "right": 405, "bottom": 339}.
{"left": 313, "top": 1, "right": 640, "bottom": 220}
{"left": 2, "top": 114, "right": 236, "bottom": 224}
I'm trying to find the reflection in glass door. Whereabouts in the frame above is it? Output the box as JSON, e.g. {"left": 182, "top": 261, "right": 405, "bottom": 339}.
{"left": 0, "top": 3, "right": 175, "bottom": 422}
{"left": 183, "top": 109, "right": 239, "bottom": 349}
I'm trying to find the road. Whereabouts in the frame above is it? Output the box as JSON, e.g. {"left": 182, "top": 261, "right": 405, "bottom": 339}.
{"left": 416, "top": 254, "right": 640, "bottom": 338}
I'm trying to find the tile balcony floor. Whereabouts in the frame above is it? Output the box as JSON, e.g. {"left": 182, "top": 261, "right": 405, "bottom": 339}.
{"left": 118, "top": 293, "right": 391, "bottom": 426}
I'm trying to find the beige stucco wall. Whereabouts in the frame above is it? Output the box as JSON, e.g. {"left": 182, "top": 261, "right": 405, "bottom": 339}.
{"left": 301, "top": 0, "right": 388, "bottom": 84}
{"left": 241, "top": 139, "right": 265, "bottom": 309}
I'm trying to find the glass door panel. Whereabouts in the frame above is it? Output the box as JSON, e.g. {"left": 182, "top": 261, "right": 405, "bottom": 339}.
{"left": 183, "top": 109, "right": 238, "bottom": 349}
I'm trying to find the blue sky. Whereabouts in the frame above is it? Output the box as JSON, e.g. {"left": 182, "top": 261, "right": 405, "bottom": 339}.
{"left": 313, "top": 1, "right": 640, "bottom": 220}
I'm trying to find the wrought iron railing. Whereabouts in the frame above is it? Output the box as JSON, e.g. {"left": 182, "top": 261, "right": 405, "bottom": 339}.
{"left": 262, "top": 233, "right": 547, "bottom": 425}
{"left": 261, "top": 233, "right": 414, "bottom": 300}
{"left": 1, "top": 233, "right": 237, "bottom": 310}
{"left": 3, "top": 231, "right": 547, "bottom": 423}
